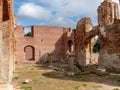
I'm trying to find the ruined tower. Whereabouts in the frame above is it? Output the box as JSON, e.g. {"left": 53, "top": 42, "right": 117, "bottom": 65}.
{"left": 97, "top": 0, "right": 119, "bottom": 26}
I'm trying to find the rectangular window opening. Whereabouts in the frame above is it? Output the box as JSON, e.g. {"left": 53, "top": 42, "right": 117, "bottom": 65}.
{"left": 24, "top": 26, "right": 33, "bottom": 37}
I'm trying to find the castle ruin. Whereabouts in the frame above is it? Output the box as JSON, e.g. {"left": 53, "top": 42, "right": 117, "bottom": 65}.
{"left": 75, "top": 0, "right": 120, "bottom": 71}
{"left": 0, "top": 0, "right": 120, "bottom": 89}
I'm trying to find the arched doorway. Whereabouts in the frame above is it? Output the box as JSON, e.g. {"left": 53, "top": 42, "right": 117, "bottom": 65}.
{"left": 93, "top": 37, "right": 100, "bottom": 53}
{"left": 24, "top": 45, "right": 35, "bottom": 61}
{"left": 67, "top": 40, "right": 73, "bottom": 52}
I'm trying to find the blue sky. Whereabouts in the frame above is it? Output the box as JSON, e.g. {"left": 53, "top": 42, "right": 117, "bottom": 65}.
{"left": 14, "top": 0, "right": 119, "bottom": 29}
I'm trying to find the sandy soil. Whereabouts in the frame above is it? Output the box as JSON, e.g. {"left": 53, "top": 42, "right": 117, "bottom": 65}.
{"left": 12, "top": 64, "right": 120, "bottom": 90}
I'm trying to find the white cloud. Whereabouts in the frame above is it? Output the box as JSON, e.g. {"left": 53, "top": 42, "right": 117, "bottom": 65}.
{"left": 17, "top": 3, "right": 52, "bottom": 21}
{"left": 16, "top": 0, "right": 120, "bottom": 28}
{"left": 33, "top": 0, "right": 105, "bottom": 17}
{"left": 54, "top": 0, "right": 101, "bottom": 17}
{"left": 49, "top": 17, "right": 76, "bottom": 28}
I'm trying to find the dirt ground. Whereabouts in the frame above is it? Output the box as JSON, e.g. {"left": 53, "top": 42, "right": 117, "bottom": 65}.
{"left": 12, "top": 63, "right": 120, "bottom": 90}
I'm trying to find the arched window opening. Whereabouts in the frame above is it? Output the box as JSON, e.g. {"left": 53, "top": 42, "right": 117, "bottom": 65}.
{"left": 67, "top": 40, "right": 73, "bottom": 52}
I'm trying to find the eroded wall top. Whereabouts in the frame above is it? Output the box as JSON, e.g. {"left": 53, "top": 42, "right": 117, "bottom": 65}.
{"left": 98, "top": 0, "right": 119, "bottom": 26}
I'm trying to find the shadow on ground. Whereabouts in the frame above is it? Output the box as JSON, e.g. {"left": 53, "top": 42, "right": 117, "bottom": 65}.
{"left": 40, "top": 65, "right": 120, "bottom": 88}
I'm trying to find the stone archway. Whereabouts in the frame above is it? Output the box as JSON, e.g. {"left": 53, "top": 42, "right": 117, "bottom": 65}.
{"left": 67, "top": 40, "right": 73, "bottom": 52}
{"left": 24, "top": 45, "right": 35, "bottom": 61}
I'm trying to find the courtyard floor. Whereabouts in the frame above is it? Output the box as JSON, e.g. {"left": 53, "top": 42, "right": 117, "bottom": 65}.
{"left": 12, "top": 63, "right": 120, "bottom": 90}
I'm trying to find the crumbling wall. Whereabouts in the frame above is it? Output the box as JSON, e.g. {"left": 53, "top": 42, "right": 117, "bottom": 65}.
{"left": 75, "top": 0, "right": 120, "bottom": 71}
{"left": 0, "top": 0, "right": 15, "bottom": 88}
{"left": 98, "top": 0, "right": 119, "bottom": 26}
{"left": 97, "top": 0, "right": 120, "bottom": 70}
{"left": 63, "top": 28, "right": 74, "bottom": 54}
{"left": 98, "top": 23, "right": 120, "bottom": 70}
{"left": 75, "top": 17, "right": 96, "bottom": 66}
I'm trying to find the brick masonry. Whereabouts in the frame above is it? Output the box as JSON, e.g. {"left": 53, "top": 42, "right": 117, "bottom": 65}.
{"left": 75, "top": 0, "right": 120, "bottom": 70}
{"left": 0, "top": 0, "right": 120, "bottom": 90}
{"left": 14, "top": 25, "right": 74, "bottom": 64}
{"left": 0, "top": 0, "right": 15, "bottom": 89}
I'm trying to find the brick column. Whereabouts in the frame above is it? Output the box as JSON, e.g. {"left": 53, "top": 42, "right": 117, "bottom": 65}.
{"left": 48, "top": 53, "right": 53, "bottom": 68}
{"left": 66, "top": 52, "right": 75, "bottom": 76}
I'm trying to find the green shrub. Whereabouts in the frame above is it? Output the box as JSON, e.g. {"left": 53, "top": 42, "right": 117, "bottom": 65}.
{"left": 93, "top": 39, "right": 100, "bottom": 53}
{"left": 25, "top": 32, "right": 32, "bottom": 36}
{"left": 82, "top": 84, "right": 87, "bottom": 86}
{"left": 114, "top": 88, "right": 119, "bottom": 90}
{"left": 117, "top": 80, "right": 120, "bottom": 82}
{"left": 13, "top": 76, "right": 19, "bottom": 80}
{"left": 74, "top": 85, "right": 80, "bottom": 90}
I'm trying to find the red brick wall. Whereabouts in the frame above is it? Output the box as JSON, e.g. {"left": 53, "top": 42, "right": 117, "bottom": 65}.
{"left": 14, "top": 26, "right": 25, "bottom": 63}
{"left": 14, "top": 25, "right": 74, "bottom": 63}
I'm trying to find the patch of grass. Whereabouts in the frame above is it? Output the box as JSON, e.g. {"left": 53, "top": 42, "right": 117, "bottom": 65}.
{"left": 74, "top": 85, "right": 80, "bottom": 90}
{"left": 92, "top": 85, "right": 102, "bottom": 88}
{"left": 114, "top": 88, "right": 119, "bottom": 90}
{"left": 13, "top": 76, "right": 19, "bottom": 80}
{"left": 82, "top": 84, "right": 87, "bottom": 87}
{"left": 32, "top": 79, "right": 38, "bottom": 83}
{"left": 30, "top": 68, "right": 34, "bottom": 70}
{"left": 13, "top": 64, "right": 120, "bottom": 90}
{"left": 21, "top": 85, "right": 32, "bottom": 90}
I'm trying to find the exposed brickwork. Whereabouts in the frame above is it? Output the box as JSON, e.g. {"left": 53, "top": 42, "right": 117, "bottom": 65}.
{"left": 1, "top": 1, "right": 120, "bottom": 90}
{"left": 75, "top": 0, "right": 120, "bottom": 70}
{"left": 14, "top": 26, "right": 74, "bottom": 64}
{"left": 24, "top": 45, "right": 35, "bottom": 61}
{"left": 98, "top": 0, "right": 119, "bottom": 26}
{"left": 0, "top": 0, "right": 15, "bottom": 89}
{"left": 98, "top": 23, "right": 120, "bottom": 69}
{"left": 75, "top": 17, "right": 97, "bottom": 65}
{"left": 97, "top": 0, "right": 120, "bottom": 70}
